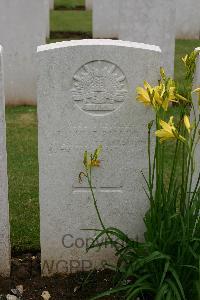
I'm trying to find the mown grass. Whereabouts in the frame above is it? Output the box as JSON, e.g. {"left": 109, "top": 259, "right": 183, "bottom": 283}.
{"left": 55, "top": 0, "right": 84, "bottom": 9}
{"left": 6, "top": 106, "right": 39, "bottom": 252}
{"left": 50, "top": 10, "right": 92, "bottom": 34}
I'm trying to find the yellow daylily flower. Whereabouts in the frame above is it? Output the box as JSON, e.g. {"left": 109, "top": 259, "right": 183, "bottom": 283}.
{"left": 168, "top": 87, "right": 176, "bottom": 101}
{"left": 155, "top": 116, "right": 186, "bottom": 143}
{"left": 83, "top": 145, "right": 102, "bottom": 169}
{"left": 160, "top": 67, "right": 166, "bottom": 80}
{"left": 193, "top": 87, "right": 200, "bottom": 93}
{"left": 182, "top": 50, "right": 200, "bottom": 80}
{"left": 176, "top": 93, "right": 189, "bottom": 103}
{"left": 79, "top": 146, "right": 102, "bottom": 182}
{"left": 192, "top": 87, "right": 200, "bottom": 108}
{"left": 88, "top": 159, "right": 101, "bottom": 167}
{"left": 182, "top": 54, "right": 188, "bottom": 67}
{"left": 136, "top": 82, "right": 162, "bottom": 110}
{"left": 153, "top": 86, "right": 163, "bottom": 107}
{"left": 136, "top": 81, "right": 153, "bottom": 106}
{"left": 136, "top": 87, "right": 151, "bottom": 106}
{"left": 144, "top": 80, "right": 153, "bottom": 91}
{"left": 136, "top": 75, "right": 178, "bottom": 111}
{"left": 184, "top": 115, "right": 191, "bottom": 133}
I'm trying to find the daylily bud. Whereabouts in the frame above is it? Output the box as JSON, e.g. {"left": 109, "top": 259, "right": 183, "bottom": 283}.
{"left": 148, "top": 120, "right": 154, "bottom": 130}
{"left": 184, "top": 115, "right": 191, "bottom": 133}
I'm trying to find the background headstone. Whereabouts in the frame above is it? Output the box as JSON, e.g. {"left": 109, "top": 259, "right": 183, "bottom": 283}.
{"left": 85, "top": 0, "right": 93, "bottom": 10}
{"left": 119, "top": 0, "right": 175, "bottom": 76}
{"left": 93, "top": 0, "right": 119, "bottom": 38}
{"left": 193, "top": 48, "right": 200, "bottom": 185}
{"left": 0, "top": 0, "right": 47, "bottom": 105}
{"left": 0, "top": 46, "right": 10, "bottom": 277}
{"left": 49, "top": 0, "right": 54, "bottom": 10}
{"left": 45, "top": 0, "right": 50, "bottom": 39}
{"left": 176, "top": 0, "right": 200, "bottom": 39}
{"left": 37, "top": 39, "right": 161, "bottom": 276}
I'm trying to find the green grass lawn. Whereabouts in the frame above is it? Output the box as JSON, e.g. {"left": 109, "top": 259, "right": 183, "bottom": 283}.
{"left": 6, "top": 106, "right": 39, "bottom": 252}
{"left": 55, "top": 0, "right": 84, "bottom": 9}
{"left": 50, "top": 10, "right": 92, "bottom": 34}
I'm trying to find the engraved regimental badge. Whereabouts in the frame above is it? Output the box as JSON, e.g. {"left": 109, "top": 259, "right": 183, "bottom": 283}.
{"left": 71, "top": 60, "right": 129, "bottom": 115}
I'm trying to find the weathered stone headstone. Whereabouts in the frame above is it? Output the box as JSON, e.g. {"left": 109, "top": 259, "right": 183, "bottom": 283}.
{"left": 93, "top": 0, "right": 119, "bottom": 38}
{"left": 176, "top": 0, "right": 200, "bottom": 39}
{"left": 49, "top": 0, "right": 54, "bottom": 10}
{"left": 193, "top": 48, "right": 200, "bottom": 184}
{"left": 45, "top": 0, "right": 50, "bottom": 38}
{"left": 119, "top": 0, "right": 175, "bottom": 76}
{"left": 0, "top": 0, "right": 47, "bottom": 105}
{"left": 37, "top": 39, "right": 161, "bottom": 276}
{"left": 85, "top": 0, "right": 93, "bottom": 10}
{"left": 0, "top": 46, "right": 10, "bottom": 277}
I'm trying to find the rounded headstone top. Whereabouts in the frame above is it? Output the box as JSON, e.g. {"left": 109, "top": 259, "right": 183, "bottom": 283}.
{"left": 37, "top": 39, "right": 161, "bottom": 53}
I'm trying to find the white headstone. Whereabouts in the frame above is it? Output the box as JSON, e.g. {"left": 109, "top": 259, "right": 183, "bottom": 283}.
{"left": 193, "top": 48, "right": 200, "bottom": 184}
{"left": 0, "top": 0, "right": 47, "bottom": 105}
{"left": 176, "top": 0, "right": 200, "bottom": 39}
{"left": 0, "top": 46, "right": 10, "bottom": 277}
{"left": 93, "top": 0, "right": 119, "bottom": 38}
{"left": 49, "top": 0, "right": 54, "bottom": 10}
{"left": 119, "top": 0, "right": 175, "bottom": 76}
{"left": 37, "top": 39, "right": 161, "bottom": 276}
{"left": 45, "top": 0, "right": 50, "bottom": 38}
{"left": 85, "top": 0, "right": 93, "bottom": 10}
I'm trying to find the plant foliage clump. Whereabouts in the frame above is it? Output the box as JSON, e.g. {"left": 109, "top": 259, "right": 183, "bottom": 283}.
{"left": 79, "top": 51, "right": 200, "bottom": 300}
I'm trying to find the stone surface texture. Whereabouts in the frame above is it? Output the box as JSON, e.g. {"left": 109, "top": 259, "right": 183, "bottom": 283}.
{"left": 119, "top": 0, "right": 175, "bottom": 76}
{"left": 0, "top": 0, "right": 47, "bottom": 104}
{"left": 176, "top": 0, "right": 200, "bottom": 39}
{"left": 0, "top": 46, "right": 10, "bottom": 277}
{"left": 37, "top": 39, "right": 161, "bottom": 276}
{"left": 93, "top": 0, "right": 119, "bottom": 38}
{"left": 85, "top": 0, "right": 93, "bottom": 10}
{"left": 193, "top": 48, "right": 200, "bottom": 185}
{"left": 49, "top": 0, "right": 54, "bottom": 10}
{"left": 45, "top": 0, "right": 50, "bottom": 38}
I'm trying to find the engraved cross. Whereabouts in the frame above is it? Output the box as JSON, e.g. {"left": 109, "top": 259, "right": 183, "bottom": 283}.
{"left": 73, "top": 186, "right": 123, "bottom": 194}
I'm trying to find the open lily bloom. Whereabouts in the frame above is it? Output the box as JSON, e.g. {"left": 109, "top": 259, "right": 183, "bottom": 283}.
{"left": 155, "top": 116, "right": 186, "bottom": 143}
{"left": 136, "top": 74, "right": 178, "bottom": 112}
